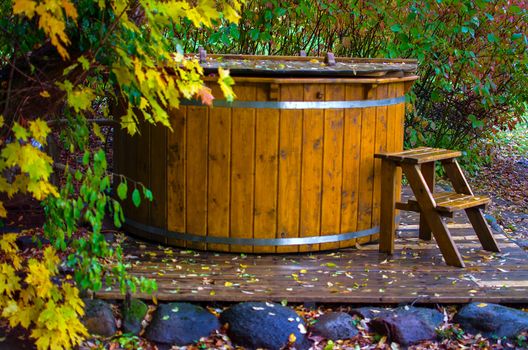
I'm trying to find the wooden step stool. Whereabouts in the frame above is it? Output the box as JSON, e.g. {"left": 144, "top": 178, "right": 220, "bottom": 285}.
{"left": 375, "top": 147, "right": 500, "bottom": 267}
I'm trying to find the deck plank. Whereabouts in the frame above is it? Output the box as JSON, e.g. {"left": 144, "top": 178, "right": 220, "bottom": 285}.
{"left": 98, "top": 210, "right": 528, "bottom": 304}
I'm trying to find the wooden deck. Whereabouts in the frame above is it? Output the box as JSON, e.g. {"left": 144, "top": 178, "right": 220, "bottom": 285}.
{"left": 97, "top": 209, "right": 528, "bottom": 304}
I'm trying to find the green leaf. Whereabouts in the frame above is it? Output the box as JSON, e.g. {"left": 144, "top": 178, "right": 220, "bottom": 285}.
{"left": 390, "top": 24, "right": 402, "bottom": 32}
{"left": 132, "top": 188, "right": 141, "bottom": 207}
{"left": 487, "top": 33, "right": 498, "bottom": 43}
{"left": 143, "top": 187, "right": 153, "bottom": 201}
{"left": 117, "top": 182, "right": 127, "bottom": 200}
{"left": 12, "top": 122, "right": 29, "bottom": 141}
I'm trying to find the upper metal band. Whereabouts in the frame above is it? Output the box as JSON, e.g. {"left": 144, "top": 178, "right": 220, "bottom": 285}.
{"left": 124, "top": 218, "right": 378, "bottom": 246}
{"left": 180, "top": 96, "right": 405, "bottom": 109}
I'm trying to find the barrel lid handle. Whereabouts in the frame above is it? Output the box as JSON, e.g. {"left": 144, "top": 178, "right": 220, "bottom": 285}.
{"left": 199, "top": 47, "right": 207, "bottom": 63}
{"left": 325, "top": 52, "right": 336, "bottom": 66}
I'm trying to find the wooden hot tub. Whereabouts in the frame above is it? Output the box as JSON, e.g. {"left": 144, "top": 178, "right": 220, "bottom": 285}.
{"left": 114, "top": 55, "right": 418, "bottom": 253}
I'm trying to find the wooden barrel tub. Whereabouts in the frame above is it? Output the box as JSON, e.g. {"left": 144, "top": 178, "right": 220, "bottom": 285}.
{"left": 114, "top": 55, "right": 418, "bottom": 253}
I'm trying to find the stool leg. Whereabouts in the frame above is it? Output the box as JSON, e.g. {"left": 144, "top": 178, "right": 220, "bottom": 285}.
{"left": 379, "top": 160, "right": 397, "bottom": 254}
{"left": 402, "top": 164, "right": 464, "bottom": 267}
{"left": 442, "top": 159, "right": 500, "bottom": 252}
{"left": 419, "top": 162, "right": 435, "bottom": 241}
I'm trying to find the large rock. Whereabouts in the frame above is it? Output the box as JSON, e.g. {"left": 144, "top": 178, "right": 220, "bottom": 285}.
{"left": 454, "top": 303, "right": 528, "bottom": 339}
{"left": 16, "top": 235, "right": 50, "bottom": 250}
{"left": 349, "top": 306, "right": 392, "bottom": 320}
{"left": 311, "top": 312, "right": 358, "bottom": 340}
{"left": 122, "top": 299, "right": 148, "bottom": 335}
{"left": 82, "top": 299, "right": 117, "bottom": 336}
{"left": 368, "top": 306, "right": 443, "bottom": 346}
{"left": 220, "top": 302, "right": 311, "bottom": 350}
{"left": 144, "top": 303, "right": 220, "bottom": 346}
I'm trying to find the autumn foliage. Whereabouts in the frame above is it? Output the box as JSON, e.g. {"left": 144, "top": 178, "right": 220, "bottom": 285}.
{"left": 1, "top": 0, "right": 240, "bottom": 348}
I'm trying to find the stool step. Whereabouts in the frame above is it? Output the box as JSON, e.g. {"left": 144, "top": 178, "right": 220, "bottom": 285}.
{"left": 405, "top": 192, "right": 490, "bottom": 213}
{"left": 375, "top": 147, "right": 462, "bottom": 164}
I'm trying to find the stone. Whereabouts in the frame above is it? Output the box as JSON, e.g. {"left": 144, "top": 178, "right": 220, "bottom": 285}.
{"left": 144, "top": 303, "right": 220, "bottom": 346}
{"left": 310, "top": 312, "right": 359, "bottom": 340}
{"left": 0, "top": 327, "right": 34, "bottom": 350}
{"left": 15, "top": 235, "right": 50, "bottom": 250}
{"left": 82, "top": 299, "right": 117, "bottom": 337}
{"left": 122, "top": 299, "right": 148, "bottom": 335}
{"left": 220, "top": 302, "right": 311, "bottom": 350}
{"left": 349, "top": 306, "right": 392, "bottom": 320}
{"left": 454, "top": 303, "right": 528, "bottom": 339}
{"left": 368, "top": 306, "right": 443, "bottom": 346}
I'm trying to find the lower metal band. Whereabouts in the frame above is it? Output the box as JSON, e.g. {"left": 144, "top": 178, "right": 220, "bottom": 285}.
{"left": 124, "top": 218, "right": 378, "bottom": 246}
{"left": 180, "top": 96, "right": 405, "bottom": 109}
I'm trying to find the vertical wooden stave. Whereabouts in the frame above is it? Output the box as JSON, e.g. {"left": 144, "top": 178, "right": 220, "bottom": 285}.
{"left": 276, "top": 84, "right": 303, "bottom": 253}
{"left": 299, "top": 84, "right": 324, "bottom": 252}
{"left": 320, "top": 84, "right": 345, "bottom": 251}
{"left": 394, "top": 83, "right": 406, "bottom": 222}
{"left": 340, "top": 84, "right": 364, "bottom": 248}
{"left": 253, "top": 85, "right": 279, "bottom": 253}
{"left": 356, "top": 86, "right": 377, "bottom": 244}
{"left": 371, "top": 84, "right": 390, "bottom": 243}
{"left": 207, "top": 104, "right": 231, "bottom": 252}
{"left": 149, "top": 122, "right": 167, "bottom": 244}
{"left": 167, "top": 107, "right": 187, "bottom": 247}
{"left": 186, "top": 106, "right": 208, "bottom": 250}
{"left": 230, "top": 85, "right": 256, "bottom": 253}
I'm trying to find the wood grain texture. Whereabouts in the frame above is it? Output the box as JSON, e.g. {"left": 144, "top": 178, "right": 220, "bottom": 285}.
{"left": 372, "top": 84, "right": 389, "bottom": 237}
{"left": 320, "top": 84, "right": 345, "bottom": 251}
{"left": 117, "top": 79, "right": 412, "bottom": 252}
{"left": 149, "top": 122, "right": 167, "bottom": 244}
{"left": 379, "top": 159, "right": 397, "bottom": 254}
{"left": 230, "top": 84, "right": 256, "bottom": 252}
{"left": 253, "top": 86, "right": 280, "bottom": 253}
{"left": 340, "top": 84, "right": 364, "bottom": 248}
{"left": 299, "top": 84, "right": 324, "bottom": 252}
{"left": 356, "top": 87, "right": 377, "bottom": 244}
{"left": 167, "top": 107, "right": 186, "bottom": 247}
{"left": 97, "top": 209, "right": 526, "bottom": 304}
{"left": 186, "top": 106, "right": 208, "bottom": 250}
{"left": 277, "top": 84, "right": 304, "bottom": 253}
{"left": 207, "top": 106, "right": 231, "bottom": 252}
{"left": 402, "top": 163, "right": 464, "bottom": 267}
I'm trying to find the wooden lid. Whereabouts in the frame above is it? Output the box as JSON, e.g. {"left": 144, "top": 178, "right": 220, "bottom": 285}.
{"left": 193, "top": 53, "right": 418, "bottom": 78}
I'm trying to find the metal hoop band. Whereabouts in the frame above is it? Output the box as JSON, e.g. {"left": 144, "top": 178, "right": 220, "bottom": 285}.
{"left": 125, "top": 218, "right": 378, "bottom": 246}
{"left": 180, "top": 96, "right": 405, "bottom": 109}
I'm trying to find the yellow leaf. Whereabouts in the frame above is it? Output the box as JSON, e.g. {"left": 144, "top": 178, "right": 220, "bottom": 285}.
{"left": 477, "top": 303, "right": 488, "bottom": 307}
{"left": 218, "top": 67, "right": 236, "bottom": 102}
{"left": 67, "top": 87, "right": 95, "bottom": 112}
{"left": 25, "top": 260, "right": 53, "bottom": 299}
{"left": 12, "top": 122, "right": 29, "bottom": 141}
{"left": 40, "top": 90, "right": 50, "bottom": 98}
{"left": 92, "top": 122, "right": 105, "bottom": 142}
{"left": 0, "top": 115, "right": 4, "bottom": 128}
{"left": 61, "top": 0, "right": 78, "bottom": 20}
{"left": 0, "top": 233, "right": 19, "bottom": 254}
{"left": 29, "top": 119, "right": 51, "bottom": 145}
{"left": 288, "top": 333, "right": 297, "bottom": 343}
{"left": 12, "top": 0, "right": 37, "bottom": 18}
{"left": 0, "top": 201, "right": 6, "bottom": 218}
{"left": 224, "top": 281, "right": 233, "bottom": 287}
{"left": 222, "top": 4, "right": 240, "bottom": 23}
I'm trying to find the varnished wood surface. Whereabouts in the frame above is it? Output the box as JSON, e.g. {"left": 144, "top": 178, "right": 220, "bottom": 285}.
{"left": 97, "top": 208, "right": 528, "bottom": 304}
{"left": 117, "top": 81, "right": 408, "bottom": 252}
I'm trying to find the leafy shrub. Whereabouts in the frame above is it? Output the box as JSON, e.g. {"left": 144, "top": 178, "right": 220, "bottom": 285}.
{"left": 183, "top": 0, "right": 528, "bottom": 156}
{"left": 0, "top": 0, "right": 241, "bottom": 348}
{"left": 0, "top": 234, "right": 87, "bottom": 350}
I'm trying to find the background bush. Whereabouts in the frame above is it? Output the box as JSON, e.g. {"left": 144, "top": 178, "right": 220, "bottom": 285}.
{"left": 181, "top": 0, "right": 528, "bottom": 161}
